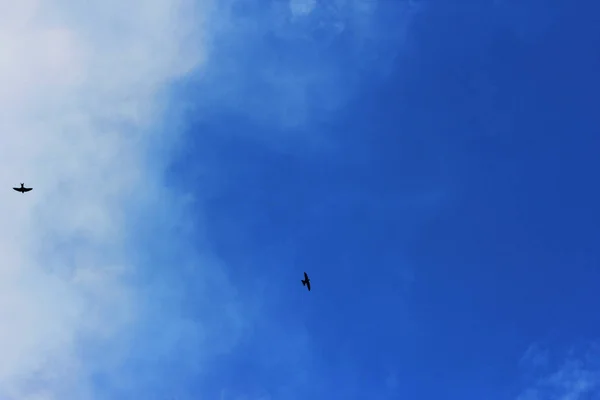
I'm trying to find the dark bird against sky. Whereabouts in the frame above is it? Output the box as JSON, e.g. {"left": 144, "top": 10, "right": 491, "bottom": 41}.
{"left": 301, "top": 272, "right": 311, "bottom": 291}
{"left": 13, "top": 183, "right": 32, "bottom": 193}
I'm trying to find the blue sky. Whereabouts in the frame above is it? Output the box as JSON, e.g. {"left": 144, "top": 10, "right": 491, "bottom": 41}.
{"left": 2, "top": 0, "right": 600, "bottom": 399}
{"left": 156, "top": 1, "right": 600, "bottom": 399}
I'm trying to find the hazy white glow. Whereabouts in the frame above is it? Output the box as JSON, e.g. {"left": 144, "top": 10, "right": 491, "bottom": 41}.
{"left": 0, "top": 0, "right": 209, "bottom": 398}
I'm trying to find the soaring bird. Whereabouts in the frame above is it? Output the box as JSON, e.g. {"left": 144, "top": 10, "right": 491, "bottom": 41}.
{"left": 13, "top": 183, "right": 32, "bottom": 193}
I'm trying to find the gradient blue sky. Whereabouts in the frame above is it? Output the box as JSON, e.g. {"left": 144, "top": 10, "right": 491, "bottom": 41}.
{"left": 4, "top": 0, "right": 598, "bottom": 399}
{"left": 154, "top": 1, "right": 600, "bottom": 399}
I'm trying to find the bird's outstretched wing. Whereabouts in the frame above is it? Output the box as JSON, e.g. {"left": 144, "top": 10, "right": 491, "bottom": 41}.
{"left": 304, "top": 272, "right": 309, "bottom": 280}
{"left": 12, "top": 187, "right": 21, "bottom": 192}
{"left": 306, "top": 281, "right": 311, "bottom": 291}
{"left": 23, "top": 188, "right": 32, "bottom": 192}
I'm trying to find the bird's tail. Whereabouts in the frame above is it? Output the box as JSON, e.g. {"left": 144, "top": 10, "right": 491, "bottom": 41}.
{"left": 302, "top": 280, "right": 306, "bottom": 286}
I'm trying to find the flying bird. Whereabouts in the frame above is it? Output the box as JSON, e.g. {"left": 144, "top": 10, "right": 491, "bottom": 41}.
{"left": 301, "top": 272, "right": 311, "bottom": 291}
{"left": 13, "top": 183, "right": 32, "bottom": 193}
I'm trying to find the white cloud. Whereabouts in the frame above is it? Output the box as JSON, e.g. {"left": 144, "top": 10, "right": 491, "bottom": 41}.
{"left": 0, "top": 0, "right": 427, "bottom": 398}
{"left": 0, "top": 0, "right": 217, "bottom": 398}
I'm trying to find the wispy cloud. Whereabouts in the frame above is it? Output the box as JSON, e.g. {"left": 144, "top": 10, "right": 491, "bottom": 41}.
{"left": 520, "top": 342, "right": 551, "bottom": 372}
{"left": 517, "top": 343, "right": 600, "bottom": 400}
{"left": 189, "top": 0, "right": 421, "bottom": 130}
